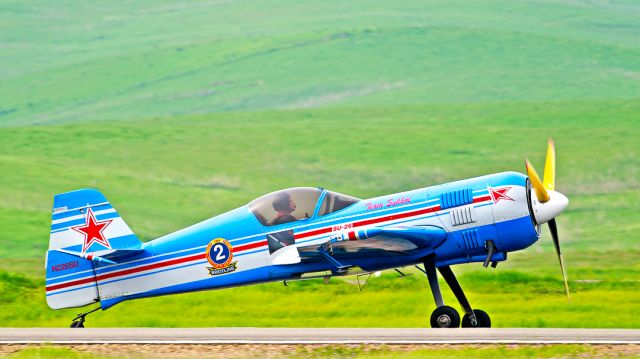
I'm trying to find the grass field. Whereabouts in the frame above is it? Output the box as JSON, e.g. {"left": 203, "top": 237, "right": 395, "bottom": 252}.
{"left": 1, "top": 0, "right": 639, "bottom": 329}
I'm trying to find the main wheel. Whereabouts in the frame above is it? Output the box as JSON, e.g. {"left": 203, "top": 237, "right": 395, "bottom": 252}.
{"left": 430, "top": 306, "right": 460, "bottom": 328}
{"left": 461, "top": 309, "right": 491, "bottom": 328}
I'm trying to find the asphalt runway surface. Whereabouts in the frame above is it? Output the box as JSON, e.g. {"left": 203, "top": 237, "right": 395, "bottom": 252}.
{"left": 1, "top": 328, "right": 638, "bottom": 344}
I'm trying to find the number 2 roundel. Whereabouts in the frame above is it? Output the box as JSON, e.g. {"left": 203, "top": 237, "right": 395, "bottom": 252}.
{"left": 206, "top": 238, "right": 233, "bottom": 269}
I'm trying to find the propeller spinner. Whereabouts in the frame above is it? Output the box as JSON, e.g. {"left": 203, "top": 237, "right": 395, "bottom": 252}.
{"left": 525, "top": 139, "right": 571, "bottom": 300}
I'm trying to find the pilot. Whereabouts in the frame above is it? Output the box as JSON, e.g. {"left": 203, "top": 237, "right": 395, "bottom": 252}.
{"left": 271, "top": 192, "right": 297, "bottom": 226}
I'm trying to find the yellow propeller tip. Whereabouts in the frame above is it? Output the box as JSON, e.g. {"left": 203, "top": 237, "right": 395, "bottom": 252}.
{"left": 543, "top": 139, "right": 556, "bottom": 191}
{"left": 525, "top": 157, "right": 550, "bottom": 202}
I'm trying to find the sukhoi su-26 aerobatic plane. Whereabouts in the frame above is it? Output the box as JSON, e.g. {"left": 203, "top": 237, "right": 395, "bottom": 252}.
{"left": 46, "top": 140, "right": 570, "bottom": 328}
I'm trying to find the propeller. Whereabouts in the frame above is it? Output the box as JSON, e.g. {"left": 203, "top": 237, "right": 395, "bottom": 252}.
{"left": 525, "top": 139, "right": 571, "bottom": 301}
{"left": 548, "top": 218, "right": 570, "bottom": 301}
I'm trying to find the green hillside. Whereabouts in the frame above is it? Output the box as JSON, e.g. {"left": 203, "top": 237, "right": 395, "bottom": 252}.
{"left": 2, "top": 0, "right": 639, "bottom": 125}
{"left": 0, "top": 1, "right": 639, "bottom": 327}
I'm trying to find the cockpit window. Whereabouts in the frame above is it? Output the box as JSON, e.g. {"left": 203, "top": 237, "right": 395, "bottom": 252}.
{"left": 249, "top": 187, "right": 322, "bottom": 226}
{"left": 318, "top": 191, "right": 360, "bottom": 216}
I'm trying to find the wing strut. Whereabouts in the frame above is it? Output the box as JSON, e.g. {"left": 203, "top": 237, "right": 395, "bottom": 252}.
{"left": 357, "top": 273, "right": 372, "bottom": 292}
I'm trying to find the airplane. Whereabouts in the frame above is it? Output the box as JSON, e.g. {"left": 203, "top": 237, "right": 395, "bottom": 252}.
{"left": 45, "top": 139, "right": 570, "bottom": 328}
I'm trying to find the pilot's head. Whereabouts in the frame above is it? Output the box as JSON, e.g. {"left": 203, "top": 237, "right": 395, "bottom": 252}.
{"left": 272, "top": 192, "right": 296, "bottom": 213}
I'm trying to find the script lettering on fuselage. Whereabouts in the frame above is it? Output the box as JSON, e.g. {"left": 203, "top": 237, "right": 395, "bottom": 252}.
{"left": 387, "top": 196, "right": 410, "bottom": 207}
{"left": 365, "top": 196, "right": 411, "bottom": 211}
{"left": 365, "top": 202, "right": 383, "bottom": 210}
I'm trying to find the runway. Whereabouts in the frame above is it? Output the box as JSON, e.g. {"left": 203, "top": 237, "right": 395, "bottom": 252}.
{"left": 1, "top": 328, "right": 638, "bottom": 344}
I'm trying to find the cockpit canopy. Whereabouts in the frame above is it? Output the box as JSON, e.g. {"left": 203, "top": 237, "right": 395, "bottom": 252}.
{"left": 249, "top": 187, "right": 360, "bottom": 226}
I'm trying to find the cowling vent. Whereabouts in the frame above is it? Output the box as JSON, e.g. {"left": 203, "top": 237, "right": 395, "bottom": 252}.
{"left": 440, "top": 188, "right": 473, "bottom": 209}
{"left": 450, "top": 206, "right": 476, "bottom": 226}
{"left": 461, "top": 228, "right": 483, "bottom": 250}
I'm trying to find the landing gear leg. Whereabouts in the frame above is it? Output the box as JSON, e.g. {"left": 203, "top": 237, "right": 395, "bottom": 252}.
{"left": 70, "top": 306, "right": 100, "bottom": 328}
{"left": 438, "top": 265, "right": 491, "bottom": 328}
{"left": 422, "top": 258, "right": 460, "bottom": 328}
{"left": 321, "top": 243, "right": 351, "bottom": 274}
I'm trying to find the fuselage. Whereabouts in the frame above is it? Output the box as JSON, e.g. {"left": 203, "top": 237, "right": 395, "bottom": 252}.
{"left": 47, "top": 171, "right": 540, "bottom": 309}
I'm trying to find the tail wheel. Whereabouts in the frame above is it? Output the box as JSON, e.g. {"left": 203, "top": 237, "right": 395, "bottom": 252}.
{"left": 430, "top": 306, "right": 460, "bottom": 328}
{"left": 461, "top": 309, "right": 491, "bottom": 328}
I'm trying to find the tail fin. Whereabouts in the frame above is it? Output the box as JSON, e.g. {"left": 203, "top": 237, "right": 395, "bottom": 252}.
{"left": 45, "top": 189, "right": 142, "bottom": 309}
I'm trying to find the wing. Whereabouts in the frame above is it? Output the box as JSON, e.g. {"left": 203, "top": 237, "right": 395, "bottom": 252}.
{"left": 348, "top": 225, "right": 448, "bottom": 247}
{"left": 270, "top": 225, "right": 447, "bottom": 267}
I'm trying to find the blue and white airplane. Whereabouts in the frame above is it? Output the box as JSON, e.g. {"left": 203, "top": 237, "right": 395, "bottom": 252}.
{"left": 45, "top": 140, "right": 569, "bottom": 328}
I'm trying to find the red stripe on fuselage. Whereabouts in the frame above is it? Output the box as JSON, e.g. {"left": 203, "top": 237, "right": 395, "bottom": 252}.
{"left": 47, "top": 240, "right": 272, "bottom": 293}
{"left": 473, "top": 195, "right": 491, "bottom": 203}
{"left": 295, "top": 226, "right": 332, "bottom": 239}
{"left": 46, "top": 274, "right": 95, "bottom": 292}
{"left": 233, "top": 240, "right": 268, "bottom": 252}
{"left": 46, "top": 253, "right": 206, "bottom": 292}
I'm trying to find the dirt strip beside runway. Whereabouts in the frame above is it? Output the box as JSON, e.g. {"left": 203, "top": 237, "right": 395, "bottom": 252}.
{"left": 1, "top": 343, "right": 640, "bottom": 358}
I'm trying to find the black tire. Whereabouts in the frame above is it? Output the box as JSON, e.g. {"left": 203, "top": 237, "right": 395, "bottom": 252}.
{"left": 70, "top": 320, "right": 85, "bottom": 328}
{"left": 430, "top": 306, "right": 460, "bottom": 328}
{"left": 461, "top": 309, "right": 491, "bottom": 328}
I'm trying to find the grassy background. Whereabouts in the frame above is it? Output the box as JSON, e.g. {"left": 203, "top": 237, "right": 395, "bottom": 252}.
{"left": 1, "top": 0, "right": 639, "bottom": 328}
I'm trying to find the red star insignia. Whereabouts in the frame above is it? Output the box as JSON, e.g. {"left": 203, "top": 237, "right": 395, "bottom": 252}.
{"left": 72, "top": 207, "right": 113, "bottom": 253}
{"left": 488, "top": 186, "right": 515, "bottom": 204}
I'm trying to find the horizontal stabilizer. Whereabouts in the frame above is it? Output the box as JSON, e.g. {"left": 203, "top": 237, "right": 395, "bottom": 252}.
{"left": 52, "top": 247, "right": 146, "bottom": 265}
{"left": 96, "top": 248, "right": 145, "bottom": 260}
{"left": 53, "top": 248, "right": 117, "bottom": 265}
{"left": 291, "top": 225, "right": 448, "bottom": 270}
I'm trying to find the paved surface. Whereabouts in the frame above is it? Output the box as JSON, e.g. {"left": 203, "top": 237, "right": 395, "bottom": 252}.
{"left": 0, "top": 328, "right": 639, "bottom": 344}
